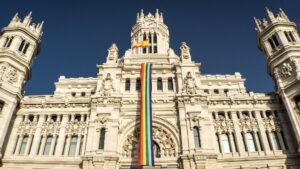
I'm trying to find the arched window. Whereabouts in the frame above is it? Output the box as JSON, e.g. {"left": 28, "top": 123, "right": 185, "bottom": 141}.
{"left": 4, "top": 36, "right": 13, "bottom": 48}
{"left": 43, "top": 135, "right": 53, "bottom": 155}
{"left": 23, "top": 43, "right": 29, "bottom": 54}
{"left": 99, "top": 128, "right": 106, "bottom": 150}
{"left": 167, "top": 78, "right": 173, "bottom": 91}
{"left": 68, "top": 135, "right": 78, "bottom": 155}
{"left": 271, "top": 131, "right": 281, "bottom": 150}
{"left": 153, "top": 141, "right": 161, "bottom": 158}
{"left": 246, "top": 132, "right": 256, "bottom": 152}
{"left": 157, "top": 78, "right": 163, "bottom": 91}
{"left": 125, "top": 78, "right": 130, "bottom": 91}
{"left": 136, "top": 78, "right": 141, "bottom": 91}
{"left": 18, "top": 40, "right": 25, "bottom": 52}
{"left": 193, "top": 127, "right": 201, "bottom": 148}
{"left": 19, "top": 135, "right": 28, "bottom": 155}
{"left": 221, "top": 133, "right": 231, "bottom": 153}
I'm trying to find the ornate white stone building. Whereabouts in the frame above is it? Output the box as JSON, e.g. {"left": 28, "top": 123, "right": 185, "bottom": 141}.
{"left": 0, "top": 8, "right": 300, "bottom": 169}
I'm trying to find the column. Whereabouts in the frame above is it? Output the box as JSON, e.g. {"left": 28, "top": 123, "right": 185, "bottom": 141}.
{"left": 30, "top": 114, "right": 46, "bottom": 156}
{"left": 253, "top": 132, "right": 261, "bottom": 154}
{"left": 24, "top": 134, "right": 33, "bottom": 156}
{"left": 277, "top": 131, "right": 286, "bottom": 152}
{"left": 6, "top": 116, "right": 23, "bottom": 156}
{"left": 232, "top": 111, "right": 246, "bottom": 155}
{"left": 228, "top": 132, "right": 236, "bottom": 152}
{"left": 10, "top": 35, "right": 22, "bottom": 51}
{"left": 25, "top": 44, "right": 35, "bottom": 58}
{"left": 55, "top": 114, "right": 68, "bottom": 156}
{"left": 75, "top": 135, "right": 82, "bottom": 156}
{"left": 38, "top": 135, "right": 46, "bottom": 155}
{"left": 64, "top": 134, "right": 71, "bottom": 156}
{"left": 162, "top": 79, "right": 168, "bottom": 93}
{"left": 217, "top": 132, "right": 224, "bottom": 153}
{"left": 242, "top": 132, "right": 249, "bottom": 153}
{"left": 49, "top": 135, "right": 57, "bottom": 156}
{"left": 14, "top": 135, "right": 23, "bottom": 155}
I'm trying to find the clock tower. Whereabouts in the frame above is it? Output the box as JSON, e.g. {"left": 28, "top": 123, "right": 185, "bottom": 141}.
{"left": 131, "top": 9, "right": 169, "bottom": 55}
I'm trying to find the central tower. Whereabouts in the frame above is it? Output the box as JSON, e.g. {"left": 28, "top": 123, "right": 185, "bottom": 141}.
{"left": 131, "top": 9, "right": 169, "bottom": 55}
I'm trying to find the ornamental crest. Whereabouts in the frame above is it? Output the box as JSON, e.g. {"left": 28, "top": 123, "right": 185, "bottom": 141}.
{"left": 0, "top": 63, "right": 19, "bottom": 85}
{"left": 279, "top": 62, "right": 293, "bottom": 78}
{"left": 95, "top": 113, "right": 110, "bottom": 129}
{"left": 239, "top": 118, "right": 259, "bottom": 132}
{"left": 214, "top": 119, "right": 234, "bottom": 133}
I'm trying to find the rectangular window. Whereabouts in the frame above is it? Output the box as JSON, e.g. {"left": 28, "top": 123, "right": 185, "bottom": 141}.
{"left": 157, "top": 78, "right": 163, "bottom": 91}
{"left": 43, "top": 136, "right": 52, "bottom": 155}
{"left": 125, "top": 79, "right": 130, "bottom": 91}
{"left": 99, "top": 128, "right": 106, "bottom": 150}
{"left": 19, "top": 136, "right": 28, "bottom": 155}
{"left": 68, "top": 135, "right": 78, "bottom": 156}
{"left": 136, "top": 78, "right": 141, "bottom": 91}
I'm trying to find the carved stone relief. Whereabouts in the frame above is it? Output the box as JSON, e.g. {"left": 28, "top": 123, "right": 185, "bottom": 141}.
{"left": 99, "top": 73, "right": 115, "bottom": 96}
{"left": 122, "top": 126, "right": 176, "bottom": 158}
{"left": 0, "top": 63, "right": 20, "bottom": 85}
{"left": 65, "top": 121, "right": 87, "bottom": 135}
{"left": 182, "top": 72, "right": 199, "bottom": 95}
{"left": 214, "top": 119, "right": 234, "bottom": 133}
{"left": 17, "top": 121, "right": 38, "bottom": 135}
{"left": 95, "top": 113, "right": 110, "bottom": 129}
{"left": 41, "top": 121, "right": 61, "bottom": 135}
{"left": 263, "top": 116, "right": 281, "bottom": 132}
{"left": 180, "top": 42, "right": 191, "bottom": 60}
{"left": 279, "top": 62, "right": 293, "bottom": 78}
{"left": 238, "top": 118, "right": 259, "bottom": 132}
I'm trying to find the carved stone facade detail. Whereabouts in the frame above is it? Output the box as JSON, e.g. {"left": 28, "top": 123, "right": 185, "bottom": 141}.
{"left": 182, "top": 72, "right": 199, "bottom": 95}
{"left": 17, "top": 121, "right": 38, "bottom": 135}
{"left": 239, "top": 118, "right": 259, "bottom": 132}
{"left": 214, "top": 119, "right": 234, "bottom": 133}
{"left": 65, "top": 121, "right": 87, "bottom": 135}
{"left": 0, "top": 63, "right": 19, "bottom": 85}
{"left": 95, "top": 113, "right": 110, "bottom": 129}
{"left": 41, "top": 121, "right": 61, "bottom": 135}
{"left": 263, "top": 116, "right": 281, "bottom": 132}
{"left": 279, "top": 62, "right": 293, "bottom": 78}
{"left": 122, "top": 126, "right": 176, "bottom": 158}
{"left": 99, "top": 73, "right": 115, "bottom": 96}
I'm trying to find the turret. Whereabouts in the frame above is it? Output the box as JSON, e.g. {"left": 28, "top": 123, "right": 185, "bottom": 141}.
{"left": 255, "top": 8, "right": 300, "bottom": 152}
{"left": 0, "top": 12, "right": 43, "bottom": 158}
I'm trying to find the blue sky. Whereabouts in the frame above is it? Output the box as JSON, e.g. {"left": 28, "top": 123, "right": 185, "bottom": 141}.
{"left": 0, "top": 0, "right": 299, "bottom": 95}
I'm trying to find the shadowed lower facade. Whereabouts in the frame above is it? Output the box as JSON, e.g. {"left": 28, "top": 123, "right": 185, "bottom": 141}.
{"left": 0, "top": 8, "right": 300, "bottom": 169}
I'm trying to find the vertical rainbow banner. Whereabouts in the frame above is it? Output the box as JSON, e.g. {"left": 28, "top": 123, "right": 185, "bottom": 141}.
{"left": 138, "top": 63, "right": 154, "bottom": 166}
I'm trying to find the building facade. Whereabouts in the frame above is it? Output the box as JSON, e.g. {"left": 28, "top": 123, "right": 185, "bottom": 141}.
{"left": 0, "top": 8, "right": 300, "bottom": 169}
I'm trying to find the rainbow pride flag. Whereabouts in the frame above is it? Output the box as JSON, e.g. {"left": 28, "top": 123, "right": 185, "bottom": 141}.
{"left": 138, "top": 63, "right": 154, "bottom": 166}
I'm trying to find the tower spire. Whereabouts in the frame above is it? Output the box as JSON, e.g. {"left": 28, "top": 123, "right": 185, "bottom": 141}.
{"left": 265, "top": 7, "right": 275, "bottom": 21}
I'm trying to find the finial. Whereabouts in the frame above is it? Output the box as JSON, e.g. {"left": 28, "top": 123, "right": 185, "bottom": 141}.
{"left": 155, "top": 9, "right": 159, "bottom": 19}
{"left": 265, "top": 7, "right": 275, "bottom": 20}
{"left": 9, "top": 13, "right": 19, "bottom": 25}
{"left": 36, "top": 21, "right": 44, "bottom": 33}
{"left": 23, "top": 11, "right": 33, "bottom": 26}
{"left": 160, "top": 12, "right": 164, "bottom": 22}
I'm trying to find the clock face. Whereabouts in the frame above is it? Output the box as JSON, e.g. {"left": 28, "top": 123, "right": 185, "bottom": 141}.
{"left": 146, "top": 22, "right": 155, "bottom": 27}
